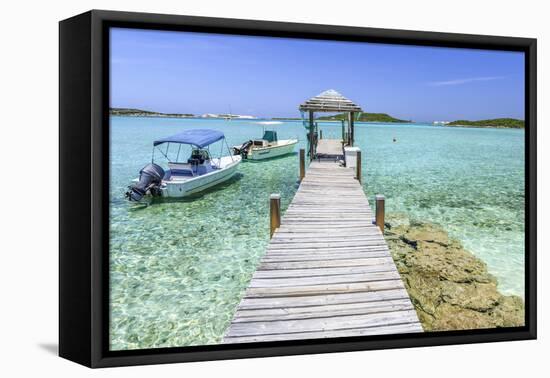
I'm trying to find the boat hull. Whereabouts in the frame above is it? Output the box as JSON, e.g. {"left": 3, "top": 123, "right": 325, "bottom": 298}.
{"left": 160, "top": 156, "right": 241, "bottom": 198}
{"left": 247, "top": 139, "right": 298, "bottom": 160}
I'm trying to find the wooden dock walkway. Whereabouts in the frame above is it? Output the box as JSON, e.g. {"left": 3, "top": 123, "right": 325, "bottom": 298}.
{"left": 315, "top": 139, "right": 344, "bottom": 158}
{"left": 223, "top": 161, "right": 422, "bottom": 344}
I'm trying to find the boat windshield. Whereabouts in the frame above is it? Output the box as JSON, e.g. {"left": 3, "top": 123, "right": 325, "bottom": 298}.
{"left": 262, "top": 130, "right": 278, "bottom": 142}
{"left": 189, "top": 149, "right": 211, "bottom": 163}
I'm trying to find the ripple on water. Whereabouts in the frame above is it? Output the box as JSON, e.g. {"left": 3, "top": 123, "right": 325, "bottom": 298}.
{"left": 109, "top": 117, "right": 525, "bottom": 350}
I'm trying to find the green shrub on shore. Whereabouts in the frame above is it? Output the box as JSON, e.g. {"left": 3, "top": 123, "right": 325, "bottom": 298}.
{"left": 448, "top": 118, "right": 525, "bottom": 128}
{"left": 318, "top": 112, "right": 410, "bottom": 123}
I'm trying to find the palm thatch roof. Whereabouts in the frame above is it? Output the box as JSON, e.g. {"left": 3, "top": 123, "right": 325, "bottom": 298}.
{"left": 299, "top": 89, "right": 363, "bottom": 113}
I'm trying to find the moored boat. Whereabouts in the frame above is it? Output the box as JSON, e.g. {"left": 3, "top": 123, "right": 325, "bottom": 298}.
{"left": 233, "top": 130, "right": 298, "bottom": 160}
{"left": 126, "top": 129, "right": 241, "bottom": 201}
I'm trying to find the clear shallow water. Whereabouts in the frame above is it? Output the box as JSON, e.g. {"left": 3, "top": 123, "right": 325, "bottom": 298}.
{"left": 356, "top": 123, "right": 524, "bottom": 298}
{"left": 109, "top": 117, "right": 524, "bottom": 350}
{"left": 109, "top": 117, "right": 304, "bottom": 350}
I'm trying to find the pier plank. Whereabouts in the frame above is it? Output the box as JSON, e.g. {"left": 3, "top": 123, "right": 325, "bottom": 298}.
{"left": 245, "top": 280, "right": 406, "bottom": 298}
{"left": 248, "top": 271, "right": 401, "bottom": 287}
{"left": 224, "top": 323, "right": 423, "bottom": 344}
{"left": 225, "top": 310, "right": 420, "bottom": 337}
{"left": 260, "top": 252, "right": 391, "bottom": 262}
{"left": 259, "top": 257, "right": 395, "bottom": 270}
{"left": 222, "top": 161, "right": 422, "bottom": 343}
{"left": 237, "top": 289, "right": 412, "bottom": 310}
{"left": 232, "top": 299, "right": 414, "bottom": 323}
{"left": 252, "top": 265, "right": 397, "bottom": 279}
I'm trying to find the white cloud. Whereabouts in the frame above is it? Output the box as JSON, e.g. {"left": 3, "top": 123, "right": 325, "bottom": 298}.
{"left": 428, "top": 76, "right": 505, "bottom": 86}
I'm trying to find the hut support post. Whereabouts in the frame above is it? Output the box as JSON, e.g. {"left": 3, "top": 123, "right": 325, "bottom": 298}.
{"left": 270, "top": 194, "right": 281, "bottom": 238}
{"left": 308, "top": 111, "right": 314, "bottom": 161}
{"left": 349, "top": 111, "right": 355, "bottom": 146}
{"left": 299, "top": 149, "right": 305, "bottom": 182}
{"left": 375, "top": 195, "right": 385, "bottom": 233}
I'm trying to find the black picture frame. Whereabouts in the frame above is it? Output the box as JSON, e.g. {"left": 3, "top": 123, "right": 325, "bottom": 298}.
{"left": 59, "top": 9, "right": 537, "bottom": 368}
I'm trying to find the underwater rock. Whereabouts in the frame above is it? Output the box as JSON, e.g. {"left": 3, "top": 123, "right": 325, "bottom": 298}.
{"left": 385, "top": 213, "right": 525, "bottom": 331}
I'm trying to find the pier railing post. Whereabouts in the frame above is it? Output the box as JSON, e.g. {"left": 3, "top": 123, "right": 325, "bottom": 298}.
{"left": 299, "top": 148, "right": 305, "bottom": 182}
{"left": 270, "top": 194, "right": 281, "bottom": 238}
{"left": 355, "top": 150, "right": 362, "bottom": 183}
{"left": 375, "top": 195, "right": 385, "bottom": 233}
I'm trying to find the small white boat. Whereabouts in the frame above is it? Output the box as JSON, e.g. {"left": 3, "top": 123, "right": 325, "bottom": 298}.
{"left": 233, "top": 130, "right": 298, "bottom": 160}
{"left": 126, "top": 129, "right": 241, "bottom": 201}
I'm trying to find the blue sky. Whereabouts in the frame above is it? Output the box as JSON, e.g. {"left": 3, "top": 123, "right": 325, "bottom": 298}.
{"left": 110, "top": 28, "right": 525, "bottom": 121}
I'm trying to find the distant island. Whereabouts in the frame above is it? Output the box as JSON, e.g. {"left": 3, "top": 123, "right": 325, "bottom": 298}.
{"left": 111, "top": 108, "right": 523, "bottom": 129}
{"left": 110, "top": 108, "right": 256, "bottom": 119}
{"left": 446, "top": 118, "right": 525, "bottom": 129}
{"left": 110, "top": 108, "right": 195, "bottom": 118}
{"left": 318, "top": 112, "right": 410, "bottom": 123}
{"left": 110, "top": 108, "right": 410, "bottom": 123}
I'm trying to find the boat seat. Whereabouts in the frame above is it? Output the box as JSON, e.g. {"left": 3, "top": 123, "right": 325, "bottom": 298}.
{"left": 167, "top": 161, "right": 214, "bottom": 177}
{"left": 188, "top": 157, "right": 205, "bottom": 165}
{"left": 168, "top": 169, "right": 194, "bottom": 177}
{"left": 167, "top": 162, "right": 195, "bottom": 177}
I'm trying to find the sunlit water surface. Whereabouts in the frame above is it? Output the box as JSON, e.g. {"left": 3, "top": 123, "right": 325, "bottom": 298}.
{"left": 110, "top": 117, "right": 524, "bottom": 350}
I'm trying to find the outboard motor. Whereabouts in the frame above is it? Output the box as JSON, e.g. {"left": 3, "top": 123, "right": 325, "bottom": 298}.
{"left": 125, "top": 163, "right": 165, "bottom": 201}
{"left": 233, "top": 140, "right": 253, "bottom": 159}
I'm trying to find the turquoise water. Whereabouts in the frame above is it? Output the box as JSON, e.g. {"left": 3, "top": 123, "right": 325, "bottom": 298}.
{"left": 109, "top": 116, "right": 524, "bottom": 350}
{"left": 357, "top": 123, "right": 524, "bottom": 299}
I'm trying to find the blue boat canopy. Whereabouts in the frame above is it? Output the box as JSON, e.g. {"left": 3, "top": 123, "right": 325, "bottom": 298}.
{"left": 153, "top": 129, "right": 225, "bottom": 148}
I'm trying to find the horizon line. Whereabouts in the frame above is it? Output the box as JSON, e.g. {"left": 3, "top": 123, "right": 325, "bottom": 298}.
{"left": 109, "top": 107, "right": 524, "bottom": 122}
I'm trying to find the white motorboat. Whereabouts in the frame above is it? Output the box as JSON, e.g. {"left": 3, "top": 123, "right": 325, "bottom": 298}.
{"left": 126, "top": 129, "right": 241, "bottom": 201}
{"left": 233, "top": 130, "right": 298, "bottom": 160}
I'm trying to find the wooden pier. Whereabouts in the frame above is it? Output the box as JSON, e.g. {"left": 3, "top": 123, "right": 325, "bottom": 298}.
{"left": 315, "top": 139, "right": 344, "bottom": 159}
{"left": 223, "top": 161, "right": 422, "bottom": 344}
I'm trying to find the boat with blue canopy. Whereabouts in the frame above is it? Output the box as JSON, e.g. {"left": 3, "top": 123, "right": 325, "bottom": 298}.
{"left": 126, "top": 129, "right": 241, "bottom": 201}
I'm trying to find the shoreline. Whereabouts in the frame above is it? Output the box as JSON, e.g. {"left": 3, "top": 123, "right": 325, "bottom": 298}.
{"left": 109, "top": 114, "right": 410, "bottom": 123}
{"left": 110, "top": 113, "right": 196, "bottom": 119}
{"left": 109, "top": 114, "right": 276, "bottom": 121}
{"left": 384, "top": 212, "right": 524, "bottom": 331}
{"left": 441, "top": 124, "right": 524, "bottom": 129}
{"left": 110, "top": 114, "right": 523, "bottom": 130}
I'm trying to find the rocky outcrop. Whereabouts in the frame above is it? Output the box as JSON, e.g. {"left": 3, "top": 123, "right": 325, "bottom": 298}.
{"left": 384, "top": 213, "right": 524, "bottom": 331}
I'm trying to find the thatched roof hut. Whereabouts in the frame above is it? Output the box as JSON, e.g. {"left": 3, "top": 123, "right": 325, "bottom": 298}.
{"left": 299, "top": 89, "right": 362, "bottom": 113}
{"left": 299, "top": 89, "right": 363, "bottom": 160}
